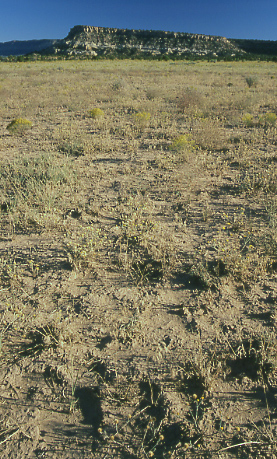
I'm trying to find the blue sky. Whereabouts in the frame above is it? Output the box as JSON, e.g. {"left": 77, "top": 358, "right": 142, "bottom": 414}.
{"left": 1, "top": 0, "right": 277, "bottom": 42}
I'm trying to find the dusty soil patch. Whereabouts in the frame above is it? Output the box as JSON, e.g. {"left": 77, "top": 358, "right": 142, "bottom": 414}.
{"left": 0, "top": 60, "right": 277, "bottom": 458}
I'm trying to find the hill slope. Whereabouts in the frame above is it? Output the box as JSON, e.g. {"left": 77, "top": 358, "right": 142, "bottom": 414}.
{"left": 0, "top": 39, "right": 57, "bottom": 56}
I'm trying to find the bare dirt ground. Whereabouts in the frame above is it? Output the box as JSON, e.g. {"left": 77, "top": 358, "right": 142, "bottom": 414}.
{"left": 0, "top": 59, "right": 277, "bottom": 458}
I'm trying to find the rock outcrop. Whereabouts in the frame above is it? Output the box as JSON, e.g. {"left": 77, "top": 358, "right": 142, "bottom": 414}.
{"left": 43, "top": 25, "right": 245, "bottom": 59}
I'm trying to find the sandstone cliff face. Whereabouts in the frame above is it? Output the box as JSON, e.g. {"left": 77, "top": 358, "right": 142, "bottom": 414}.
{"left": 45, "top": 25, "right": 244, "bottom": 58}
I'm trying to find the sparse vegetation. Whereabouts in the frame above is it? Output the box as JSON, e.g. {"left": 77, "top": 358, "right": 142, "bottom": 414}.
{"left": 0, "top": 59, "right": 277, "bottom": 458}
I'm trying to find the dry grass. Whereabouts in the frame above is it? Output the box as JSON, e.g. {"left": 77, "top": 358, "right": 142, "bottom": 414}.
{"left": 0, "top": 59, "right": 277, "bottom": 458}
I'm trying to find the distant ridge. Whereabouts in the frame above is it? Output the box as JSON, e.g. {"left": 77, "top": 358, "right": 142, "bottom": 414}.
{"left": 0, "top": 39, "right": 57, "bottom": 56}
{"left": 1, "top": 26, "right": 277, "bottom": 60}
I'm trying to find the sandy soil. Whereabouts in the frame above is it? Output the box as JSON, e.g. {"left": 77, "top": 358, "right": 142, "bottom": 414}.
{"left": 0, "top": 60, "right": 277, "bottom": 458}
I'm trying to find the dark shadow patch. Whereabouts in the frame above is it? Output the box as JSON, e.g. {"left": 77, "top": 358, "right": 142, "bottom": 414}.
{"left": 264, "top": 292, "right": 277, "bottom": 304}
{"left": 88, "top": 358, "right": 116, "bottom": 383}
{"left": 72, "top": 301, "right": 82, "bottom": 314}
{"left": 21, "top": 324, "right": 60, "bottom": 357}
{"left": 173, "top": 257, "right": 229, "bottom": 292}
{"left": 176, "top": 363, "right": 207, "bottom": 398}
{"left": 161, "top": 422, "right": 183, "bottom": 449}
{"left": 96, "top": 335, "right": 113, "bottom": 350}
{"left": 132, "top": 258, "right": 163, "bottom": 282}
{"left": 64, "top": 208, "right": 82, "bottom": 219}
{"left": 92, "top": 158, "right": 126, "bottom": 164}
{"left": 171, "top": 271, "right": 202, "bottom": 290}
{"left": 1, "top": 202, "right": 9, "bottom": 213}
{"left": 157, "top": 422, "right": 201, "bottom": 455}
{"left": 44, "top": 365, "right": 66, "bottom": 388}
{"left": 248, "top": 311, "right": 274, "bottom": 326}
{"left": 138, "top": 380, "right": 167, "bottom": 423}
{"left": 227, "top": 354, "right": 259, "bottom": 381}
{"left": 59, "top": 260, "right": 73, "bottom": 270}
{"left": 227, "top": 338, "right": 274, "bottom": 382}
{"left": 26, "top": 386, "right": 37, "bottom": 401}
{"left": 74, "top": 386, "right": 103, "bottom": 435}
{"left": 210, "top": 184, "right": 240, "bottom": 197}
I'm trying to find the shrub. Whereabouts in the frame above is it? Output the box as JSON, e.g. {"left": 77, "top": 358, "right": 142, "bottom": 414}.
{"left": 193, "top": 118, "right": 229, "bottom": 151}
{"left": 259, "top": 112, "right": 277, "bottom": 126}
{"left": 133, "top": 111, "right": 151, "bottom": 126}
{"left": 169, "top": 134, "right": 196, "bottom": 154}
{"left": 176, "top": 88, "right": 203, "bottom": 113}
{"left": 6, "top": 118, "right": 32, "bottom": 134}
{"left": 134, "top": 112, "right": 151, "bottom": 121}
{"left": 146, "top": 88, "right": 162, "bottom": 100}
{"left": 111, "top": 79, "right": 126, "bottom": 92}
{"left": 242, "top": 113, "right": 254, "bottom": 127}
{"left": 88, "top": 108, "right": 104, "bottom": 119}
{"left": 245, "top": 76, "right": 257, "bottom": 88}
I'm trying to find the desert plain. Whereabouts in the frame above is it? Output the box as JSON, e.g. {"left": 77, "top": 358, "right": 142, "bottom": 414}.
{"left": 0, "top": 59, "right": 277, "bottom": 458}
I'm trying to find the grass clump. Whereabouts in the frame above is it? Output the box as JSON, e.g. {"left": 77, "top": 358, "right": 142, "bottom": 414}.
{"left": 58, "top": 139, "right": 86, "bottom": 157}
{"left": 88, "top": 108, "right": 104, "bottom": 119}
{"left": 259, "top": 112, "right": 277, "bottom": 127}
{"left": 133, "top": 111, "right": 151, "bottom": 129}
{"left": 112, "top": 195, "right": 175, "bottom": 283}
{"left": 6, "top": 118, "right": 32, "bottom": 134}
{"left": 0, "top": 153, "right": 75, "bottom": 230}
{"left": 242, "top": 113, "right": 254, "bottom": 127}
{"left": 64, "top": 226, "right": 106, "bottom": 271}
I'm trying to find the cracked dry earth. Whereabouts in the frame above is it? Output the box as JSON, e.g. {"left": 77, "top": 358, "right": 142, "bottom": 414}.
{"left": 0, "top": 60, "right": 277, "bottom": 458}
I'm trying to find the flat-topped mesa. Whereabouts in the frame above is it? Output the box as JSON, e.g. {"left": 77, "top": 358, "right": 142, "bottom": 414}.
{"left": 46, "top": 25, "right": 245, "bottom": 58}
{"left": 66, "top": 25, "right": 229, "bottom": 41}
